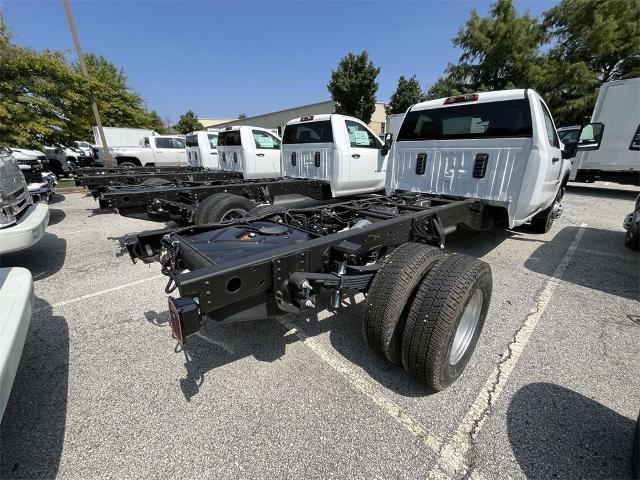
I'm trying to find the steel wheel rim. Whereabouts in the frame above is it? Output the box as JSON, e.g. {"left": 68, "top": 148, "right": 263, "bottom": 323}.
{"left": 220, "top": 208, "right": 247, "bottom": 222}
{"left": 449, "top": 289, "right": 483, "bottom": 365}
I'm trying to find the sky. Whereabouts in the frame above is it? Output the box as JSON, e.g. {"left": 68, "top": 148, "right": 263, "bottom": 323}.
{"left": 1, "top": 0, "right": 557, "bottom": 122}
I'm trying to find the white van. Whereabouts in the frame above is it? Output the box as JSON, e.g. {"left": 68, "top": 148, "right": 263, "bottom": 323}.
{"left": 281, "top": 114, "right": 388, "bottom": 197}
{"left": 570, "top": 77, "right": 640, "bottom": 185}
{"left": 217, "top": 126, "right": 281, "bottom": 179}
{"left": 185, "top": 131, "right": 220, "bottom": 169}
{"left": 387, "top": 89, "right": 573, "bottom": 232}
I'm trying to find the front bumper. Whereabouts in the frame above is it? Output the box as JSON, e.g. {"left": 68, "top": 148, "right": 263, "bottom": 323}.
{"left": 0, "top": 267, "right": 33, "bottom": 420}
{"left": 0, "top": 203, "right": 50, "bottom": 254}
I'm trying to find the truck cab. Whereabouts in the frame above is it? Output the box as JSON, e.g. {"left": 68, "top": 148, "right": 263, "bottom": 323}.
{"left": 281, "top": 114, "right": 388, "bottom": 197}
{"left": 109, "top": 135, "right": 187, "bottom": 167}
{"left": 387, "top": 89, "right": 572, "bottom": 231}
{"left": 185, "top": 131, "right": 220, "bottom": 169}
{"left": 217, "top": 126, "right": 281, "bottom": 179}
{"left": 0, "top": 145, "right": 49, "bottom": 254}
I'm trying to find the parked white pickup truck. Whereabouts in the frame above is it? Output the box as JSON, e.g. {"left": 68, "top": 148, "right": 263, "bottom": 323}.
{"left": 106, "top": 135, "right": 188, "bottom": 167}
{"left": 388, "top": 89, "right": 573, "bottom": 232}
{"left": 0, "top": 145, "right": 50, "bottom": 254}
{"left": 282, "top": 114, "right": 388, "bottom": 196}
{"left": 217, "top": 126, "right": 281, "bottom": 179}
{"left": 186, "top": 131, "right": 220, "bottom": 169}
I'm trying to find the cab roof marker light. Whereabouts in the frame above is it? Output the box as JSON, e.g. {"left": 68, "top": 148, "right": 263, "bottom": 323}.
{"left": 444, "top": 93, "right": 479, "bottom": 105}
{"left": 300, "top": 116, "right": 314, "bottom": 122}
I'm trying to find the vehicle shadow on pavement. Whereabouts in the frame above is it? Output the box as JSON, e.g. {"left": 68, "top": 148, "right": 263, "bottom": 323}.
{"left": 48, "top": 207, "right": 66, "bottom": 226}
{"left": 507, "top": 382, "right": 635, "bottom": 479}
{"left": 0, "top": 233, "right": 67, "bottom": 281}
{"left": 525, "top": 225, "right": 640, "bottom": 301}
{"left": 144, "top": 310, "right": 296, "bottom": 401}
{"left": 0, "top": 297, "right": 69, "bottom": 479}
{"left": 566, "top": 184, "right": 639, "bottom": 201}
{"left": 48, "top": 193, "right": 66, "bottom": 205}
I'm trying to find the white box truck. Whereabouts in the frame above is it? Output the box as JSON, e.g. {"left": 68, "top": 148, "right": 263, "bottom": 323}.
{"left": 570, "top": 78, "right": 640, "bottom": 185}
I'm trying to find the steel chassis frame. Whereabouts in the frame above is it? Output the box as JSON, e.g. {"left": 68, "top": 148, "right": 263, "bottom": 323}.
{"left": 76, "top": 170, "right": 241, "bottom": 189}
{"left": 97, "top": 178, "right": 334, "bottom": 217}
{"left": 124, "top": 193, "right": 483, "bottom": 342}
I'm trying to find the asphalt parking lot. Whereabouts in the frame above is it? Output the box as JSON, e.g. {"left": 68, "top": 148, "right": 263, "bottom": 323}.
{"left": 1, "top": 183, "right": 639, "bottom": 479}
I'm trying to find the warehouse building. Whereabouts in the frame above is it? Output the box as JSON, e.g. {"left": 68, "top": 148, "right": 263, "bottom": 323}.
{"left": 207, "top": 100, "right": 388, "bottom": 136}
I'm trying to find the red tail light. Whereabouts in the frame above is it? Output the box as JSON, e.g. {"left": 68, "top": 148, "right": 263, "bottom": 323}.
{"left": 444, "top": 94, "right": 479, "bottom": 105}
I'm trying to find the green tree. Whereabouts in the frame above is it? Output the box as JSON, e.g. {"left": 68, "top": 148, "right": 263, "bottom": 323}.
{"left": 429, "top": 0, "right": 545, "bottom": 97}
{"left": 385, "top": 75, "right": 425, "bottom": 115}
{"left": 173, "top": 110, "right": 203, "bottom": 134}
{"left": 238, "top": 113, "right": 247, "bottom": 119}
{"left": 147, "top": 110, "right": 166, "bottom": 134}
{"left": 545, "top": 0, "right": 640, "bottom": 81}
{"left": 327, "top": 51, "right": 380, "bottom": 123}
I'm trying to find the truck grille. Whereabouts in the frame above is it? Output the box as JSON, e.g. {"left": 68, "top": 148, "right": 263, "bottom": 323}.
{"left": 7, "top": 185, "right": 29, "bottom": 216}
{"left": 473, "top": 153, "right": 489, "bottom": 178}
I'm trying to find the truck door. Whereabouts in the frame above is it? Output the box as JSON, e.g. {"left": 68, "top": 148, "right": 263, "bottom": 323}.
{"left": 538, "top": 100, "right": 563, "bottom": 200}
{"left": 206, "top": 133, "right": 220, "bottom": 169}
{"left": 251, "top": 129, "right": 281, "bottom": 178}
{"left": 154, "top": 137, "right": 181, "bottom": 166}
{"left": 344, "top": 119, "right": 386, "bottom": 194}
{"left": 174, "top": 137, "right": 187, "bottom": 166}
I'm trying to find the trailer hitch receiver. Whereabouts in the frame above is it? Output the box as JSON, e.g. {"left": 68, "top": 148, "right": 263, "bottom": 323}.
{"left": 168, "top": 297, "right": 201, "bottom": 345}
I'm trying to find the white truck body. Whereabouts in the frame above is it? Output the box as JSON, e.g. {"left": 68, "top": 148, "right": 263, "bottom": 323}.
{"left": 281, "top": 114, "right": 388, "bottom": 197}
{"left": 0, "top": 147, "right": 49, "bottom": 254}
{"left": 107, "top": 135, "right": 188, "bottom": 167}
{"left": 387, "top": 89, "right": 571, "bottom": 228}
{"left": 186, "top": 131, "right": 220, "bottom": 169}
{"left": 217, "top": 126, "right": 281, "bottom": 179}
{"left": 92, "top": 127, "right": 158, "bottom": 148}
{"left": 570, "top": 78, "right": 640, "bottom": 182}
{"left": 0, "top": 267, "right": 33, "bottom": 421}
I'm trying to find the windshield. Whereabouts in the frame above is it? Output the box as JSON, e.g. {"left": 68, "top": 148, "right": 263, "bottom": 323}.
{"left": 398, "top": 99, "right": 532, "bottom": 141}
{"left": 283, "top": 121, "right": 333, "bottom": 144}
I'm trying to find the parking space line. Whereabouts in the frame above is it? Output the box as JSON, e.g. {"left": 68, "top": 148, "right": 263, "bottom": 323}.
{"left": 34, "top": 274, "right": 165, "bottom": 313}
{"left": 277, "top": 317, "right": 444, "bottom": 452}
{"left": 426, "top": 223, "right": 587, "bottom": 480}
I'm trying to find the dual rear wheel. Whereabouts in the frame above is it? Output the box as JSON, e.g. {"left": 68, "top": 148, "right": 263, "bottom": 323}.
{"left": 363, "top": 243, "right": 492, "bottom": 391}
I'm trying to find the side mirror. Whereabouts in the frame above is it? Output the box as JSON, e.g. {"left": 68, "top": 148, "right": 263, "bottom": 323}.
{"left": 576, "top": 123, "right": 604, "bottom": 151}
{"left": 380, "top": 132, "right": 393, "bottom": 156}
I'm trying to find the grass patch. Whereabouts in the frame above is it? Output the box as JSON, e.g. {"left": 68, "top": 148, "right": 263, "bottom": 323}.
{"left": 57, "top": 179, "right": 77, "bottom": 189}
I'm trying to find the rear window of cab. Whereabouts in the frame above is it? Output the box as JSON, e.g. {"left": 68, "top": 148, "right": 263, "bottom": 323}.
{"left": 282, "top": 121, "right": 334, "bottom": 144}
{"left": 217, "top": 130, "right": 242, "bottom": 146}
{"left": 398, "top": 98, "right": 533, "bottom": 141}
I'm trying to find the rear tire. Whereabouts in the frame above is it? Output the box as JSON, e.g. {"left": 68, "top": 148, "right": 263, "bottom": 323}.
{"left": 362, "top": 243, "right": 444, "bottom": 364}
{"left": 401, "top": 254, "right": 492, "bottom": 391}
{"left": 194, "top": 193, "right": 254, "bottom": 225}
{"left": 530, "top": 207, "right": 554, "bottom": 233}
{"left": 625, "top": 223, "right": 640, "bottom": 251}
{"left": 246, "top": 204, "right": 285, "bottom": 219}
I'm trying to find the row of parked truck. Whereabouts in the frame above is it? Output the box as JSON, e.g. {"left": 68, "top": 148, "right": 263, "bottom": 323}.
{"left": 75, "top": 88, "right": 609, "bottom": 393}
{"left": 0, "top": 85, "right": 636, "bottom": 425}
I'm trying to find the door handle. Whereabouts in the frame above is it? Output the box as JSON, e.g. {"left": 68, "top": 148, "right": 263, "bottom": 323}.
{"left": 256, "top": 153, "right": 265, "bottom": 157}
{"left": 351, "top": 154, "right": 360, "bottom": 159}
{"left": 552, "top": 157, "right": 559, "bottom": 163}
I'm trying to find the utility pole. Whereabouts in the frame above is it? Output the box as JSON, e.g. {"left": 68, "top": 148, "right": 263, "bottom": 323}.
{"left": 62, "top": 0, "right": 114, "bottom": 166}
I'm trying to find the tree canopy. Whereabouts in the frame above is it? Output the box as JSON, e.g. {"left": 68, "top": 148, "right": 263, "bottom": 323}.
{"left": 386, "top": 76, "right": 425, "bottom": 115}
{"left": 173, "top": 110, "right": 203, "bottom": 134}
{"left": 0, "top": 12, "right": 165, "bottom": 148}
{"left": 426, "top": 0, "right": 640, "bottom": 125}
{"left": 327, "top": 51, "right": 380, "bottom": 124}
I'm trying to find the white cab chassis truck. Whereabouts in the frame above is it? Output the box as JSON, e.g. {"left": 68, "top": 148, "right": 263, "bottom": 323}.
{"left": 124, "top": 89, "right": 575, "bottom": 392}
{"left": 97, "top": 116, "right": 389, "bottom": 224}
{"left": 388, "top": 89, "right": 573, "bottom": 232}
{"left": 186, "top": 131, "right": 220, "bottom": 169}
{"left": 0, "top": 146, "right": 50, "bottom": 255}
{"left": 103, "top": 135, "right": 188, "bottom": 168}
{"left": 570, "top": 78, "right": 640, "bottom": 185}
{"left": 217, "top": 126, "right": 281, "bottom": 179}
